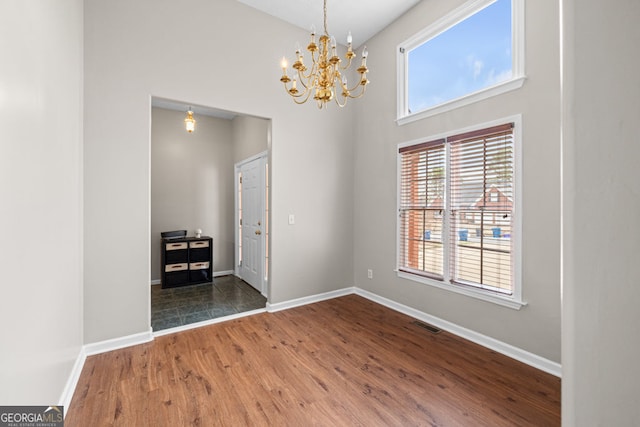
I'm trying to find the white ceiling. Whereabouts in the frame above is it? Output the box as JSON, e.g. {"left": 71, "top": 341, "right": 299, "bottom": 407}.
{"left": 152, "top": 97, "right": 238, "bottom": 120}
{"left": 236, "top": 0, "right": 421, "bottom": 49}
{"left": 152, "top": 1, "right": 422, "bottom": 117}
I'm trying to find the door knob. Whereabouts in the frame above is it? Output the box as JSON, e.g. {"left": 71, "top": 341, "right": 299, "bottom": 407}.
{"left": 255, "top": 230, "right": 262, "bottom": 235}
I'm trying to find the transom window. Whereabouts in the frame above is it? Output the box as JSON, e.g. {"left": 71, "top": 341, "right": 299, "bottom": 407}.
{"left": 397, "top": 0, "right": 525, "bottom": 124}
{"left": 397, "top": 117, "right": 524, "bottom": 309}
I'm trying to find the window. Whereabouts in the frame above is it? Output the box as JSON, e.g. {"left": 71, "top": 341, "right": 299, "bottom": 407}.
{"left": 397, "top": 0, "right": 525, "bottom": 124}
{"left": 397, "top": 117, "right": 523, "bottom": 308}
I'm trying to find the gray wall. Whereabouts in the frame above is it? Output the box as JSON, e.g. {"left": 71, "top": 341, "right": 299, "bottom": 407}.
{"left": 0, "top": 0, "right": 84, "bottom": 404}
{"left": 151, "top": 107, "right": 235, "bottom": 282}
{"left": 562, "top": 0, "right": 640, "bottom": 424}
{"left": 83, "top": 0, "right": 354, "bottom": 343}
{"left": 6, "top": 1, "right": 640, "bottom": 421}
{"left": 352, "top": 0, "right": 562, "bottom": 362}
{"left": 232, "top": 115, "right": 270, "bottom": 164}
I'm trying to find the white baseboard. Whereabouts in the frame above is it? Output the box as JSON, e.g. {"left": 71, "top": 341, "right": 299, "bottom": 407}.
{"left": 59, "top": 347, "right": 87, "bottom": 417}
{"left": 84, "top": 329, "right": 154, "bottom": 356}
{"left": 150, "top": 279, "right": 161, "bottom": 285}
{"left": 266, "top": 287, "right": 355, "bottom": 313}
{"left": 213, "top": 270, "right": 234, "bottom": 278}
{"left": 354, "top": 288, "right": 562, "bottom": 377}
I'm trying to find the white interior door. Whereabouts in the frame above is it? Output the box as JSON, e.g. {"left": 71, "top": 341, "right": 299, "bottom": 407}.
{"left": 239, "top": 156, "right": 264, "bottom": 292}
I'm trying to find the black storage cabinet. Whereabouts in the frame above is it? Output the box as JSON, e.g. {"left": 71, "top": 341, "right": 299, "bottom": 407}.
{"left": 161, "top": 235, "right": 213, "bottom": 288}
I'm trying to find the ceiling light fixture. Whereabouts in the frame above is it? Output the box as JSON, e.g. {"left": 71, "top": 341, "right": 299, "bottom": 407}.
{"left": 184, "top": 107, "right": 196, "bottom": 133}
{"left": 279, "top": 0, "right": 370, "bottom": 108}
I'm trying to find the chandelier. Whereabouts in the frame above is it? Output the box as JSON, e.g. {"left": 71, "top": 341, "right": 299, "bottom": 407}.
{"left": 279, "top": 0, "right": 370, "bottom": 108}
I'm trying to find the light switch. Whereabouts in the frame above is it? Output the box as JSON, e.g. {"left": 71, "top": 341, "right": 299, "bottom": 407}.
{"left": 288, "top": 214, "right": 295, "bottom": 225}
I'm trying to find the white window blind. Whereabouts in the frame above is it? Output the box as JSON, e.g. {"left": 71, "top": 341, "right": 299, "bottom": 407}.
{"left": 399, "top": 139, "right": 446, "bottom": 279}
{"left": 449, "top": 123, "right": 514, "bottom": 294}
{"left": 398, "top": 122, "right": 516, "bottom": 297}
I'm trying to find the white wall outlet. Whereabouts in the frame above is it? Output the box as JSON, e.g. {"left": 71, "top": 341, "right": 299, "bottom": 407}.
{"left": 288, "top": 214, "right": 295, "bottom": 225}
{"left": 367, "top": 269, "right": 373, "bottom": 279}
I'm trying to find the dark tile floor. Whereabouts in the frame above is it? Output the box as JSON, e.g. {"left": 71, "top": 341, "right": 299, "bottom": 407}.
{"left": 151, "top": 275, "right": 267, "bottom": 332}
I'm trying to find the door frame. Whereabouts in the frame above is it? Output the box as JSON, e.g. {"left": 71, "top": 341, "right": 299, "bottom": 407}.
{"left": 234, "top": 151, "right": 269, "bottom": 297}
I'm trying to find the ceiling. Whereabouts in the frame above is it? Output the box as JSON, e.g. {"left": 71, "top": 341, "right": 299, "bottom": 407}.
{"left": 152, "top": 1, "right": 422, "bottom": 117}
{"left": 236, "top": 0, "right": 421, "bottom": 49}
{"left": 152, "top": 98, "right": 238, "bottom": 120}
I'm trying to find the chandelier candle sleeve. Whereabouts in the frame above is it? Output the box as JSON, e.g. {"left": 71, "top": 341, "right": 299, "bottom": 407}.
{"left": 278, "top": 0, "right": 369, "bottom": 108}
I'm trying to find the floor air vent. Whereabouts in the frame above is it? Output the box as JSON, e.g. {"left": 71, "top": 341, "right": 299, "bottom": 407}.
{"left": 412, "top": 321, "right": 441, "bottom": 334}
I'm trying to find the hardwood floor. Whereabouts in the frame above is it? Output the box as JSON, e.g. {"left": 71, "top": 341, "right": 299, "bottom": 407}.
{"left": 66, "top": 295, "right": 560, "bottom": 426}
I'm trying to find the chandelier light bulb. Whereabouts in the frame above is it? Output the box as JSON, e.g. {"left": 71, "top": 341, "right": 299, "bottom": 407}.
{"left": 184, "top": 108, "right": 196, "bottom": 133}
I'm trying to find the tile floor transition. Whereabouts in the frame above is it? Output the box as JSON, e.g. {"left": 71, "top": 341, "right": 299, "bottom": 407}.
{"left": 151, "top": 275, "right": 267, "bottom": 331}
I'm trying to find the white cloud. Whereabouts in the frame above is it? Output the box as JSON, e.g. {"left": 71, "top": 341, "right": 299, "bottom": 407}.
{"left": 465, "top": 54, "right": 484, "bottom": 80}
{"left": 473, "top": 60, "right": 484, "bottom": 80}
{"left": 485, "top": 68, "right": 512, "bottom": 86}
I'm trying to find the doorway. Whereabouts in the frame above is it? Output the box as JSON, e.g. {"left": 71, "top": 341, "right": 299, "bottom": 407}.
{"left": 149, "top": 97, "right": 270, "bottom": 333}
{"left": 235, "top": 153, "right": 268, "bottom": 296}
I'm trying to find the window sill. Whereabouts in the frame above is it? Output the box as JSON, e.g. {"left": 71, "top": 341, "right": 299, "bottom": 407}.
{"left": 397, "top": 76, "right": 527, "bottom": 126}
{"left": 397, "top": 270, "right": 527, "bottom": 310}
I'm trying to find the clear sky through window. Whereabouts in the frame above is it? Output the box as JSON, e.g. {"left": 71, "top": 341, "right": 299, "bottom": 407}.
{"left": 408, "top": 0, "right": 512, "bottom": 113}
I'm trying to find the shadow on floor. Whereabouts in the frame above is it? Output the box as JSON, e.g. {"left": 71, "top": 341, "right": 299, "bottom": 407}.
{"left": 151, "top": 275, "right": 267, "bottom": 331}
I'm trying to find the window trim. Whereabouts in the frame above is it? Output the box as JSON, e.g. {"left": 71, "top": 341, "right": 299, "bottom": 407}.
{"left": 396, "top": 115, "right": 525, "bottom": 310}
{"left": 396, "top": 0, "right": 526, "bottom": 126}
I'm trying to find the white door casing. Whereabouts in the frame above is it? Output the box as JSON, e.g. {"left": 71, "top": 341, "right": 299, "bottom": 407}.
{"left": 236, "top": 154, "right": 266, "bottom": 293}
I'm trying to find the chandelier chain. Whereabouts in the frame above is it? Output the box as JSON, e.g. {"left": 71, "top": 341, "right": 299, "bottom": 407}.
{"left": 323, "top": 0, "right": 328, "bottom": 35}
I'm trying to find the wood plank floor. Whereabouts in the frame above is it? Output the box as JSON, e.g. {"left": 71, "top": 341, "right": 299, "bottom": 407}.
{"left": 66, "top": 295, "right": 560, "bottom": 426}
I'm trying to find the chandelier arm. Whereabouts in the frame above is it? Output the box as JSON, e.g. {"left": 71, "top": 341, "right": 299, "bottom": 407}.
{"left": 297, "top": 80, "right": 309, "bottom": 91}
{"left": 285, "top": 78, "right": 314, "bottom": 99}
{"left": 298, "top": 50, "right": 320, "bottom": 81}
{"left": 345, "top": 82, "right": 362, "bottom": 93}
{"left": 334, "top": 93, "right": 348, "bottom": 108}
{"left": 298, "top": 81, "right": 313, "bottom": 97}
{"left": 299, "top": 63, "right": 321, "bottom": 91}
{"left": 298, "top": 63, "right": 317, "bottom": 83}
{"left": 309, "top": 45, "right": 319, "bottom": 65}
{"left": 346, "top": 75, "right": 368, "bottom": 93}
{"left": 282, "top": 76, "right": 314, "bottom": 99}
{"left": 293, "top": 89, "right": 314, "bottom": 104}
{"left": 346, "top": 85, "right": 368, "bottom": 99}
{"left": 339, "top": 57, "right": 354, "bottom": 71}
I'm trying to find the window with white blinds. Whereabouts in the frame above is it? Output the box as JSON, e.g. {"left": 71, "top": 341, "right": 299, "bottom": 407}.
{"left": 398, "top": 119, "right": 520, "bottom": 304}
{"left": 399, "top": 139, "right": 446, "bottom": 279}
